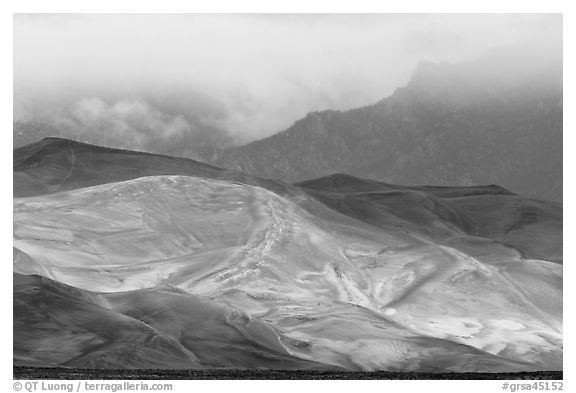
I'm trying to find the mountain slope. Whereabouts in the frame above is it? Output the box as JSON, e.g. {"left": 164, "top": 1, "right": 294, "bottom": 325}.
{"left": 211, "top": 44, "right": 562, "bottom": 202}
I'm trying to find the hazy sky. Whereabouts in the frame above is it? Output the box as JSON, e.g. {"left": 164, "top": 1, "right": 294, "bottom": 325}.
{"left": 14, "top": 13, "right": 562, "bottom": 151}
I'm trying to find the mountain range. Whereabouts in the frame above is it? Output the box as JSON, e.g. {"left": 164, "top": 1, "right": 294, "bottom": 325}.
{"left": 197, "top": 44, "right": 562, "bottom": 202}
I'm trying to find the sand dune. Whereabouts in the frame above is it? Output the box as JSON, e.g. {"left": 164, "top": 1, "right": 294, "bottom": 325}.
{"left": 14, "top": 273, "right": 332, "bottom": 370}
{"left": 13, "top": 140, "right": 562, "bottom": 372}
{"left": 14, "top": 137, "right": 297, "bottom": 200}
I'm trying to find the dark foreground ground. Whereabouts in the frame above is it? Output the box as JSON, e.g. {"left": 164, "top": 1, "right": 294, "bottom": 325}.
{"left": 14, "top": 367, "right": 563, "bottom": 380}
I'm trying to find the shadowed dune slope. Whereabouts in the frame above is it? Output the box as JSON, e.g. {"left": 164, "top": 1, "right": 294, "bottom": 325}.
{"left": 297, "top": 174, "right": 562, "bottom": 263}
{"left": 13, "top": 273, "right": 203, "bottom": 369}
{"left": 14, "top": 138, "right": 297, "bottom": 199}
{"left": 296, "top": 173, "right": 515, "bottom": 197}
{"left": 14, "top": 273, "right": 334, "bottom": 370}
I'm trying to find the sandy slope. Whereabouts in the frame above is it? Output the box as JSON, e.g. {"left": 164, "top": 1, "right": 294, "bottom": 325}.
{"left": 14, "top": 273, "right": 330, "bottom": 370}
{"left": 13, "top": 163, "right": 562, "bottom": 371}
{"left": 14, "top": 137, "right": 296, "bottom": 199}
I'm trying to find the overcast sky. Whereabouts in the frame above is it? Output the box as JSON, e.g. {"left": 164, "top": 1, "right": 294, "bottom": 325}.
{"left": 14, "top": 13, "right": 562, "bottom": 150}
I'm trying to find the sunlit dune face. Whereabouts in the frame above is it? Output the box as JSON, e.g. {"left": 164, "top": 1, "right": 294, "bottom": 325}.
{"left": 14, "top": 169, "right": 562, "bottom": 371}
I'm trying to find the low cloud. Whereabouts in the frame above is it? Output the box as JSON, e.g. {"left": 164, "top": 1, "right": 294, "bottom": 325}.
{"left": 67, "top": 98, "right": 191, "bottom": 150}
{"left": 14, "top": 14, "right": 562, "bottom": 150}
